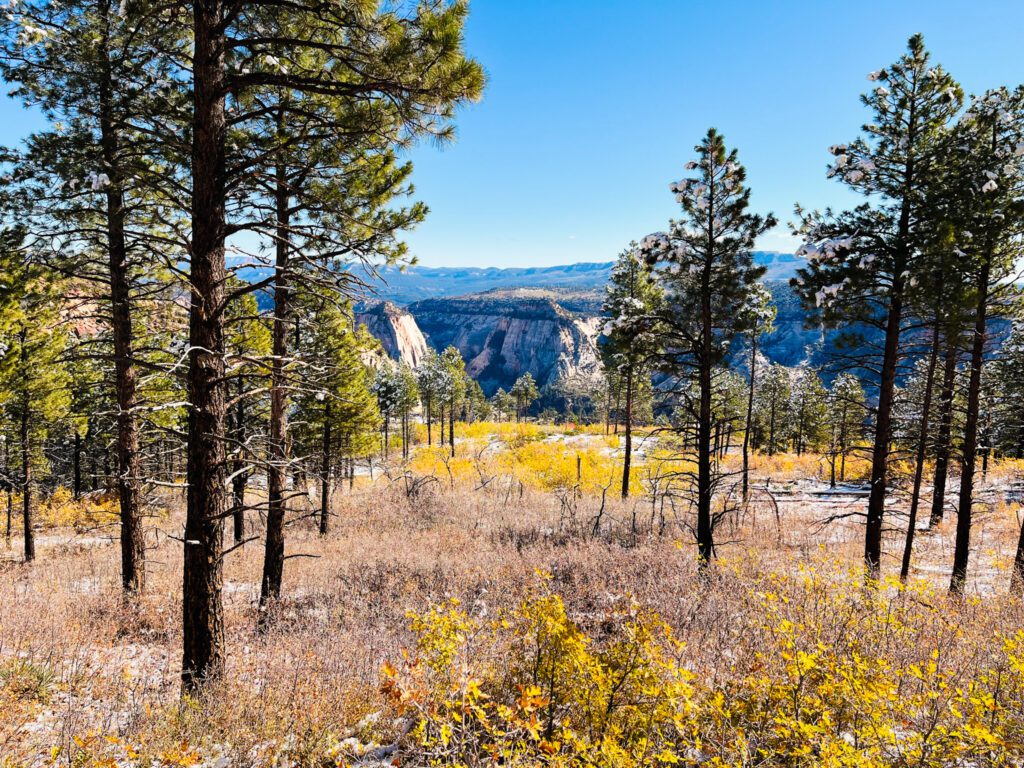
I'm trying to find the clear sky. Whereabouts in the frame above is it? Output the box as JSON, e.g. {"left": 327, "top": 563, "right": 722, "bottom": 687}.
{"left": 2, "top": 0, "right": 1023, "bottom": 268}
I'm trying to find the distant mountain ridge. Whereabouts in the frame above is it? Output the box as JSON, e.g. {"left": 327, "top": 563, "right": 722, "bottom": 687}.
{"left": 364, "top": 252, "right": 800, "bottom": 304}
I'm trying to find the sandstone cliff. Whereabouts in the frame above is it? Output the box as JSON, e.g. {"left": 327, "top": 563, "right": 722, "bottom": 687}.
{"left": 406, "top": 289, "right": 603, "bottom": 396}
{"left": 355, "top": 301, "right": 430, "bottom": 368}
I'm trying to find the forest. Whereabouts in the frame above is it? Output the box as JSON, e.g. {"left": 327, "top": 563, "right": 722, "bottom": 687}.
{"left": 1, "top": 0, "right": 1024, "bottom": 763}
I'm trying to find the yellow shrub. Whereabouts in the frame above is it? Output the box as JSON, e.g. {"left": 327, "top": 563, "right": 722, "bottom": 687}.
{"left": 380, "top": 584, "right": 695, "bottom": 767}
{"left": 37, "top": 487, "right": 119, "bottom": 529}
{"left": 381, "top": 575, "right": 1024, "bottom": 767}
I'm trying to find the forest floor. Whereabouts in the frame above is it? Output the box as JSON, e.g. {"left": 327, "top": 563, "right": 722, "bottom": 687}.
{"left": 2, "top": 430, "right": 1024, "bottom": 766}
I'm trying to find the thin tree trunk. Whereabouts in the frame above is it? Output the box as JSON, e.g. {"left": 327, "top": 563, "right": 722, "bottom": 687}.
{"left": 951, "top": 258, "right": 990, "bottom": 596}
{"left": 231, "top": 375, "right": 246, "bottom": 544}
{"left": 742, "top": 337, "right": 756, "bottom": 502}
{"left": 622, "top": 366, "right": 633, "bottom": 498}
{"left": 930, "top": 337, "right": 958, "bottom": 527}
{"left": 182, "top": 0, "right": 228, "bottom": 692}
{"left": 20, "top": 384, "right": 33, "bottom": 564}
{"left": 901, "top": 324, "right": 940, "bottom": 582}
{"left": 73, "top": 429, "right": 82, "bottom": 500}
{"left": 449, "top": 398, "right": 455, "bottom": 458}
{"left": 320, "top": 401, "right": 331, "bottom": 536}
{"left": 261, "top": 148, "right": 291, "bottom": 612}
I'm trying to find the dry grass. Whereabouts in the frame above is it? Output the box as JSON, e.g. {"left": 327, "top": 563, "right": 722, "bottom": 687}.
{"left": 2, "top": 441, "right": 1024, "bottom": 765}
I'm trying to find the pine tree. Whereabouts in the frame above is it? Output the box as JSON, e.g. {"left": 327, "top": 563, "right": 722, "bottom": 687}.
{"left": 0, "top": 231, "right": 71, "bottom": 563}
{"left": 492, "top": 388, "right": 515, "bottom": 423}
{"left": 510, "top": 373, "right": 539, "bottom": 422}
{"left": 294, "top": 296, "right": 379, "bottom": 536}
{"left": 374, "top": 363, "right": 403, "bottom": 459}
{"left": 224, "top": 287, "right": 270, "bottom": 544}
{"left": 946, "top": 87, "right": 1024, "bottom": 595}
{"left": 792, "top": 35, "right": 961, "bottom": 579}
{"left": 639, "top": 128, "right": 774, "bottom": 564}
{"left": 0, "top": 0, "right": 183, "bottom": 593}
{"left": 600, "top": 245, "right": 663, "bottom": 497}
{"left": 825, "top": 373, "right": 866, "bottom": 487}
{"left": 417, "top": 350, "right": 450, "bottom": 445}
{"left": 737, "top": 283, "right": 776, "bottom": 501}
{"left": 789, "top": 367, "right": 829, "bottom": 456}
{"left": 440, "top": 347, "right": 467, "bottom": 458}
{"left": 754, "top": 364, "right": 793, "bottom": 457}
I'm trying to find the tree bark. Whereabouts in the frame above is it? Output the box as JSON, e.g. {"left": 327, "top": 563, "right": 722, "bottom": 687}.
{"left": 742, "top": 338, "right": 756, "bottom": 502}
{"left": 182, "top": 0, "right": 228, "bottom": 692}
{"left": 929, "top": 338, "right": 958, "bottom": 527}
{"left": 20, "top": 377, "right": 33, "bottom": 564}
{"left": 696, "top": 247, "right": 714, "bottom": 565}
{"left": 231, "top": 374, "right": 246, "bottom": 544}
{"left": 261, "top": 150, "right": 291, "bottom": 611}
{"left": 864, "top": 285, "right": 904, "bottom": 579}
{"left": 449, "top": 398, "right": 455, "bottom": 458}
{"left": 98, "top": 3, "right": 145, "bottom": 592}
{"left": 621, "top": 365, "right": 633, "bottom": 498}
{"left": 320, "top": 401, "right": 331, "bottom": 536}
{"left": 72, "top": 429, "right": 82, "bottom": 500}
{"left": 951, "top": 258, "right": 990, "bottom": 595}
{"left": 901, "top": 324, "right": 940, "bottom": 582}
{"left": 1012, "top": 514, "right": 1024, "bottom": 595}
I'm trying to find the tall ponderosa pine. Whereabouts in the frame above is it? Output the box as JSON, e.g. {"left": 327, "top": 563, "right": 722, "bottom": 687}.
{"left": 792, "top": 35, "right": 961, "bottom": 579}
{"left": 947, "top": 87, "right": 1024, "bottom": 595}
{"left": 640, "top": 128, "right": 774, "bottom": 564}
{"left": 176, "top": 0, "right": 482, "bottom": 689}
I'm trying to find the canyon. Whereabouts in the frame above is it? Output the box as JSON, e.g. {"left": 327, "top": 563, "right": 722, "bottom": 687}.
{"left": 354, "top": 254, "right": 832, "bottom": 396}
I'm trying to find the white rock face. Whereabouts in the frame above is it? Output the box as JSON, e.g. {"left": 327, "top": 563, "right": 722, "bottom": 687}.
{"left": 355, "top": 301, "right": 429, "bottom": 368}
{"left": 407, "top": 290, "right": 603, "bottom": 395}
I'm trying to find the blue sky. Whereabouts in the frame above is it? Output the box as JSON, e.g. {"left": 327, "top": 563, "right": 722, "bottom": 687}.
{"left": 2, "top": 0, "right": 1023, "bottom": 268}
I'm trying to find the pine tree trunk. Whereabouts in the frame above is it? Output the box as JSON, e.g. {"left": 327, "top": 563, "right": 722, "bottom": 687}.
{"left": 1012, "top": 515, "right": 1024, "bottom": 595}
{"left": 951, "top": 258, "right": 991, "bottom": 596}
{"left": 182, "top": 0, "right": 228, "bottom": 692}
{"left": 865, "top": 286, "right": 904, "bottom": 579}
{"left": 320, "top": 402, "right": 331, "bottom": 536}
{"left": 696, "top": 255, "right": 714, "bottom": 566}
{"left": 231, "top": 375, "right": 246, "bottom": 544}
{"left": 98, "top": 10, "right": 145, "bottom": 592}
{"left": 622, "top": 366, "right": 632, "bottom": 499}
{"left": 73, "top": 430, "right": 82, "bottom": 500}
{"left": 449, "top": 400, "right": 455, "bottom": 458}
{"left": 930, "top": 338, "right": 958, "bottom": 527}
{"left": 261, "top": 152, "right": 291, "bottom": 612}
{"left": 742, "top": 338, "right": 756, "bottom": 502}
{"left": 20, "top": 386, "right": 33, "bottom": 564}
{"left": 901, "top": 324, "right": 940, "bottom": 582}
